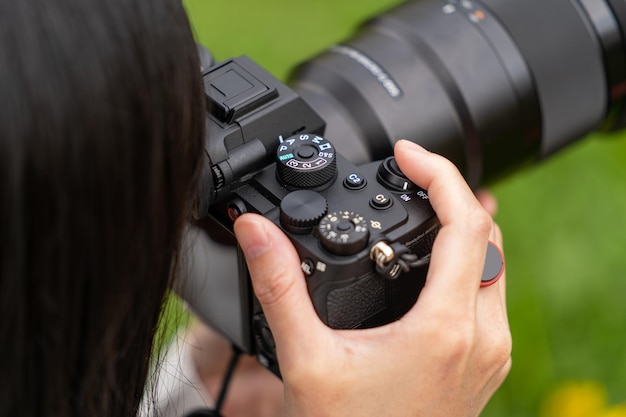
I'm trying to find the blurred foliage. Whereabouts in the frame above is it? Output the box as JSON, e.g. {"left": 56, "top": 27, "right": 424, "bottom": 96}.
{"left": 540, "top": 380, "right": 626, "bottom": 417}
{"left": 183, "top": 0, "right": 626, "bottom": 415}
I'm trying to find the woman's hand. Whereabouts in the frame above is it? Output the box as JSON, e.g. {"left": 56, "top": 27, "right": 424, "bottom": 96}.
{"left": 234, "top": 140, "right": 511, "bottom": 417}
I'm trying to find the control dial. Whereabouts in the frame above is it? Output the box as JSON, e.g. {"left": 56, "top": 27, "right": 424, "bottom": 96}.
{"left": 276, "top": 134, "right": 337, "bottom": 188}
{"left": 280, "top": 190, "right": 328, "bottom": 234}
{"left": 377, "top": 157, "right": 418, "bottom": 192}
{"left": 318, "top": 211, "right": 370, "bottom": 256}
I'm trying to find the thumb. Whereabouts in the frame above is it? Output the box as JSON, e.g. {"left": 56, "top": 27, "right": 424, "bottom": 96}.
{"left": 233, "top": 213, "right": 321, "bottom": 349}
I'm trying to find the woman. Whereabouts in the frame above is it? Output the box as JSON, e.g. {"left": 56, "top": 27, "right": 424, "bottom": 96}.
{"left": 0, "top": 0, "right": 204, "bottom": 415}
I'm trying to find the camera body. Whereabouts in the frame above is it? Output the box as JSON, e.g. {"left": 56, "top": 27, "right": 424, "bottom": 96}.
{"left": 183, "top": 56, "right": 439, "bottom": 376}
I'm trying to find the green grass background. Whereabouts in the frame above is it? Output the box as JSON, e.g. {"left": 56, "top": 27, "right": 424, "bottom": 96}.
{"left": 182, "top": 1, "right": 626, "bottom": 415}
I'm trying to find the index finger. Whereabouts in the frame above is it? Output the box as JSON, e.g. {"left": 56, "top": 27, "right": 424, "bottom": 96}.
{"left": 393, "top": 140, "right": 494, "bottom": 309}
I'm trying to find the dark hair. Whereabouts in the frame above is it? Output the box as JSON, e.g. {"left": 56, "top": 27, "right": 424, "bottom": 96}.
{"left": 0, "top": 0, "right": 204, "bottom": 415}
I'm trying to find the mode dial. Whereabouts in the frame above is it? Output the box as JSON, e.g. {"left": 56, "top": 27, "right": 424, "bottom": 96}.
{"left": 276, "top": 134, "right": 337, "bottom": 188}
{"left": 280, "top": 190, "right": 328, "bottom": 234}
{"left": 318, "top": 211, "right": 370, "bottom": 256}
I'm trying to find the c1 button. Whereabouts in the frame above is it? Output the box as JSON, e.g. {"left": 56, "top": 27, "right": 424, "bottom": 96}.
{"left": 344, "top": 173, "right": 367, "bottom": 190}
{"left": 370, "top": 193, "right": 393, "bottom": 210}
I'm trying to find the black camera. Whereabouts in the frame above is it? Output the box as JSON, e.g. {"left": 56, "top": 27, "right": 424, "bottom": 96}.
{"left": 177, "top": 0, "right": 626, "bottom": 376}
{"left": 182, "top": 56, "right": 442, "bottom": 376}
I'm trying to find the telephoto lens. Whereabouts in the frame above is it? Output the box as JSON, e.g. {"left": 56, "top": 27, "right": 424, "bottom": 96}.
{"left": 289, "top": 0, "right": 626, "bottom": 187}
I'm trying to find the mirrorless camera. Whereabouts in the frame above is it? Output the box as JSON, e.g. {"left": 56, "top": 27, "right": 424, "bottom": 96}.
{"left": 177, "top": 0, "right": 626, "bottom": 376}
{"left": 180, "top": 56, "right": 442, "bottom": 376}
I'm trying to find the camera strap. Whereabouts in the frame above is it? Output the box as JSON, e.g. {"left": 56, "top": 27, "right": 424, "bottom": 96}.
{"left": 184, "top": 344, "right": 242, "bottom": 417}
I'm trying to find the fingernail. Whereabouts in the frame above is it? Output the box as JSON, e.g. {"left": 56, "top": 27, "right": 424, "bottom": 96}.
{"left": 235, "top": 216, "right": 271, "bottom": 260}
{"left": 397, "top": 139, "right": 428, "bottom": 153}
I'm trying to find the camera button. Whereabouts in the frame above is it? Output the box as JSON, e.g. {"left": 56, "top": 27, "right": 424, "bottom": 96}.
{"left": 301, "top": 258, "right": 316, "bottom": 276}
{"left": 227, "top": 198, "right": 248, "bottom": 222}
{"left": 344, "top": 173, "right": 367, "bottom": 190}
{"left": 370, "top": 193, "right": 393, "bottom": 210}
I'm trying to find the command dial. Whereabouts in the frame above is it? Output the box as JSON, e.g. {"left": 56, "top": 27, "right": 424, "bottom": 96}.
{"left": 318, "top": 211, "right": 370, "bottom": 256}
{"left": 280, "top": 190, "right": 328, "bottom": 234}
{"left": 276, "top": 134, "right": 337, "bottom": 188}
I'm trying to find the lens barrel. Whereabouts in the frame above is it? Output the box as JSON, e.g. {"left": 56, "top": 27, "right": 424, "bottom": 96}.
{"left": 289, "top": 0, "right": 626, "bottom": 187}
